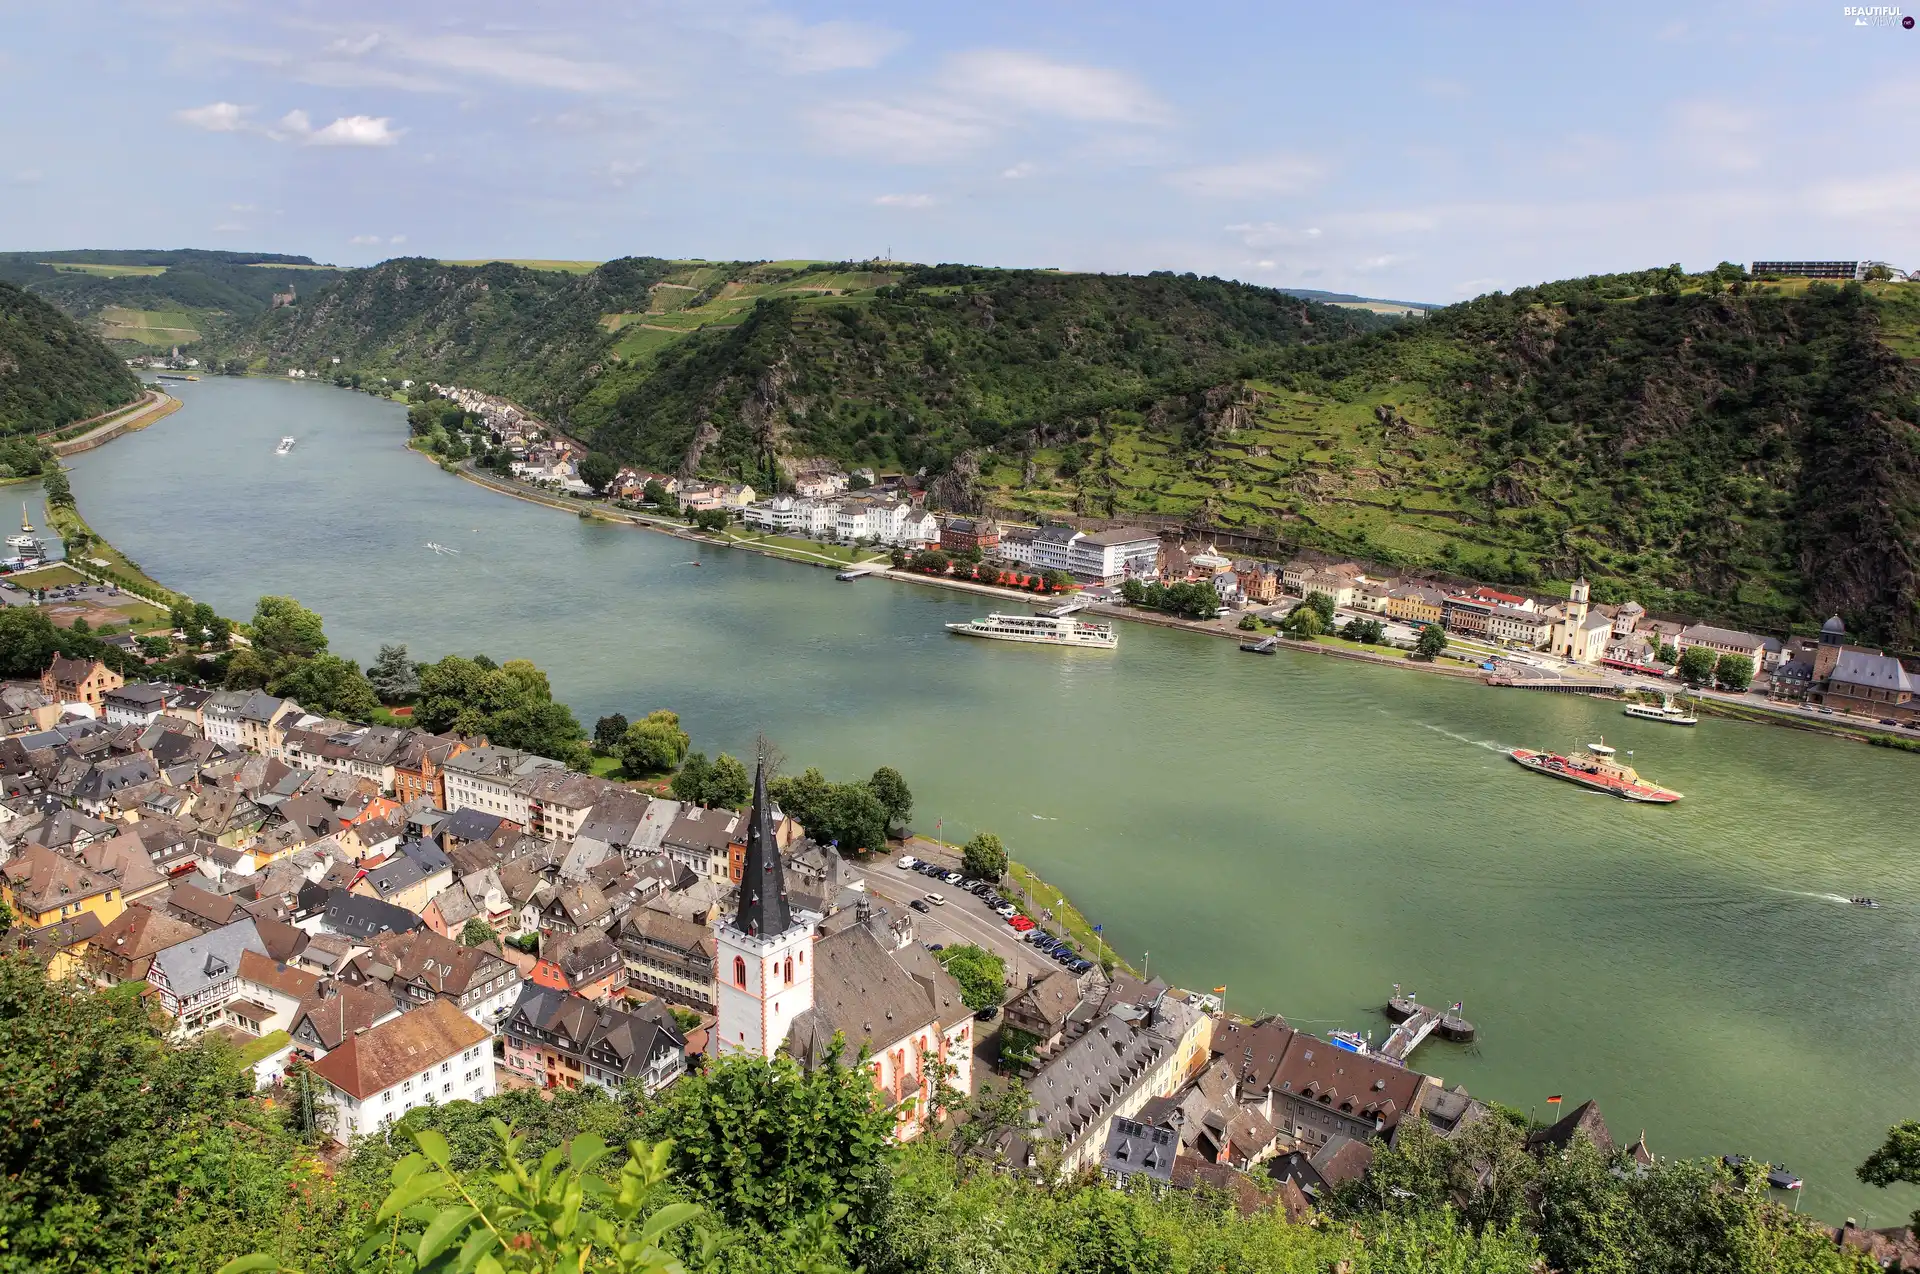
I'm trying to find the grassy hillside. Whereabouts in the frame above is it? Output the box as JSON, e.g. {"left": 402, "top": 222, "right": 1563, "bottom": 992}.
{"left": 570, "top": 265, "right": 1391, "bottom": 484}
{"left": 210, "top": 250, "right": 1920, "bottom": 639}
{"left": 975, "top": 271, "right": 1920, "bottom": 641}
{"left": 0, "top": 280, "right": 142, "bottom": 434}
{"left": 214, "top": 256, "right": 678, "bottom": 416}
{"left": 0, "top": 249, "right": 346, "bottom": 351}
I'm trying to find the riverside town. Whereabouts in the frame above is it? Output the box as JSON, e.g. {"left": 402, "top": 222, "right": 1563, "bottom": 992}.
{"left": 7, "top": 7, "right": 1920, "bottom": 1272}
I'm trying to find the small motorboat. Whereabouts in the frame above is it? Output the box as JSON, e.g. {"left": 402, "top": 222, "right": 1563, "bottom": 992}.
{"left": 1327, "top": 1030, "right": 1371, "bottom": 1055}
{"left": 1851, "top": 897, "right": 1881, "bottom": 908}
{"left": 1722, "top": 1154, "right": 1749, "bottom": 1171}
{"left": 1767, "top": 1166, "right": 1803, "bottom": 1191}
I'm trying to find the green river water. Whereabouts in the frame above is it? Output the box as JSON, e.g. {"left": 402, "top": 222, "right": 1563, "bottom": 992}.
{"left": 47, "top": 376, "right": 1920, "bottom": 1222}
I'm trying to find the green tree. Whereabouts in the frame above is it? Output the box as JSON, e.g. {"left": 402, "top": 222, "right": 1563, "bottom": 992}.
{"left": 1714, "top": 652, "right": 1754, "bottom": 692}
{"left": 671, "top": 750, "right": 713, "bottom": 802}
{"left": 643, "top": 1048, "right": 892, "bottom": 1242}
{"left": 249, "top": 595, "right": 329, "bottom": 659}
{"left": 1045, "top": 569, "right": 1075, "bottom": 593}
{"left": 1676, "top": 644, "right": 1718, "bottom": 688}
{"left": 824, "top": 783, "right": 888, "bottom": 853}
{"left": 269, "top": 653, "right": 380, "bottom": 720}
{"left": 579, "top": 451, "right": 619, "bottom": 493}
{"left": 194, "top": 602, "right": 231, "bottom": 649}
{"left": 620, "top": 709, "right": 691, "bottom": 774}
{"left": 935, "top": 944, "right": 1006, "bottom": 1010}
{"left": 1304, "top": 590, "right": 1337, "bottom": 624}
{"left": 1657, "top": 641, "right": 1679, "bottom": 664}
{"left": 69, "top": 616, "right": 89, "bottom": 635}
{"left": 460, "top": 918, "right": 497, "bottom": 947}
{"left": 415, "top": 654, "right": 589, "bottom": 763}
{"left": 867, "top": 766, "right": 912, "bottom": 832}
{"left": 1860, "top": 1119, "right": 1920, "bottom": 1228}
{"left": 642, "top": 479, "right": 673, "bottom": 511}
{"left": 962, "top": 831, "right": 1008, "bottom": 880}
{"left": 1280, "top": 603, "right": 1324, "bottom": 639}
{"left": 910, "top": 548, "right": 950, "bottom": 574}
{"left": 1120, "top": 579, "right": 1147, "bottom": 605}
{"left": 222, "top": 646, "right": 275, "bottom": 690}
{"left": 704, "top": 752, "right": 751, "bottom": 809}
{"left": 0, "top": 607, "right": 60, "bottom": 677}
{"left": 1416, "top": 623, "right": 1449, "bottom": 659}
{"left": 366, "top": 642, "right": 419, "bottom": 701}
{"left": 594, "top": 712, "right": 630, "bottom": 753}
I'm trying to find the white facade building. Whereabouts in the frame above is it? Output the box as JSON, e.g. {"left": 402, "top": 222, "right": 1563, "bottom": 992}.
{"left": 443, "top": 746, "right": 567, "bottom": 824}
{"left": 1066, "top": 529, "right": 1161, "bottom": 584}
{"left": 309, "top": 999, "right": 496, "bottom": 1143}
{"left": 1032, "top": 526, "right": 1081, "bottom": 573}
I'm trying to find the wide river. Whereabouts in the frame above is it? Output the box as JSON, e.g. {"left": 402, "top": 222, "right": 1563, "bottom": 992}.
{"left": 47, "top": 376, "right": 1920, "bottom": 1221}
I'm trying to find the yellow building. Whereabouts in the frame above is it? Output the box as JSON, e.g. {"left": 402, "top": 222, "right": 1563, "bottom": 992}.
{"left": 3, "top": 845, "right": 130, "bottom": 928}
{"left": 1386, "top": 583, "right": 1445, "bottom": 626}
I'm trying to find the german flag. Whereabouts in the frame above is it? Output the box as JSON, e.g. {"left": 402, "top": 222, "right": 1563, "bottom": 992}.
{"left": 1546, "top": 1095, "right": 1563, "bottom": 1105}
{"left": 1212, "top": 986, "right": 1226, "bottom": 994}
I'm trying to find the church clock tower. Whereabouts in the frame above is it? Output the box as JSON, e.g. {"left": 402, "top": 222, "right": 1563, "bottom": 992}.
{"left": 714, "top": 758, "right": 816, "bottom": 1058}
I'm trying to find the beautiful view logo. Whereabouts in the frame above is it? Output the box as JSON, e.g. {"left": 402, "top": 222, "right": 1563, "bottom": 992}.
{"left": 1843, "top": 4, "right": 1911, "bottom": 24}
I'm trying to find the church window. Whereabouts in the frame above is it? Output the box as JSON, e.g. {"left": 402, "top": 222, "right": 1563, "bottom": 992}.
{"left": 733, "top": 956, "right": 746, "bottom": 988}
{"left": 783, "top": 957, "right": 793, "bottom": 985}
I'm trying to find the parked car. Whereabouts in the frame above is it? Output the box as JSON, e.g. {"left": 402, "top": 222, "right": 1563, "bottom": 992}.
{"left": 1881, "top": 718, "right": 1899, "bottom": 727}
{"left": 974, "top": 1004, "right": 999, "bottom": 1022}
{"left": 896, "top": 855, "right": 918, "bottom": 870}
{"left": 1820, "top": 707, "right": 1835, "bottom": 715}
{"left": 942, "top": 871, "right": 963, "bottom": 885}
{"left": 1008, "top": 916, "right": 1035, "bottom": 931}
{"left": 994, "top": 904, "right": 1018, "bottom": 918}
{"left": 924, "top": 943, "right": 944, "bottom": 952}
{"left": 909, "top": 899, "right": 930, "bottom": 913}
{"left": 924, "top": 892, "right": 946, "bottom": 906}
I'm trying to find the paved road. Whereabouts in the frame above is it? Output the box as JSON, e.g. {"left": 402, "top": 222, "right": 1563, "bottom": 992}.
{"left": 846, "top": 858, "right": 1061, "bottom": 986}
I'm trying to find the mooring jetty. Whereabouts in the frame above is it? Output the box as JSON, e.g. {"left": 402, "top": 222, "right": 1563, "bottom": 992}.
{"left": 1380, "top": 990, "right": 1477, "bottom": 1063}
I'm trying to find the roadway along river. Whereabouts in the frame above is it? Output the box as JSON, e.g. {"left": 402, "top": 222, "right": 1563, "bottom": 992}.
{"left": 60, "top": 375, "right": 1920, "bottom": 1222}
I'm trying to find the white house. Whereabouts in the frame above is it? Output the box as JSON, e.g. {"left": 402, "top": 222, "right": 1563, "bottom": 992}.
{"left": 897, "top": 507, "right": 939, "bottom": 548}
{"left": 1066, "top": 528, "right": 1161, "bottom": 584}
{"left": 307, "top": 998, "right": 496, "bottom": 1143}
{"left": 999, "top": 529, "right": 1037, "bottom": 566}
{"left": 443, "top": 745, "right": 567, "bottom": 824}
{"left": 834, "top": 499, "right": 878, "bottom": 543}
{"left": 1032, "top": 525, "right": 1081, "bottom": 573}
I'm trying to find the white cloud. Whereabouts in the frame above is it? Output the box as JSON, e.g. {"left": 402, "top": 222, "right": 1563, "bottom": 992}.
{"left": 390, "top": 234, "right": 407, "bottom": 244}
{"left": 389, "top": 33, "right": 630, "bottom": 93}
{"left": 1454, "top": 277, "right": 1504, "bottom": 296}
{"left": 1001, "top": 161, "right": 1037, "bottom": 179}
{"left": 1356, "top": 254, "right": 1401, "bottom": 272}
{"left": 1810, "top": 171, "right": 1920, "bottom": 218}
{"left": 743, "top": 15, "right": 905, "bottom": 72}
{"left": 349, "top": 234, "right": 383, "bottom": 244}
{"left": 943, "top": 50, "right": 1165, "bottom": 124}
{"left": 177, "top": 101, "right": 250, "bottom": 132}
{"left": 1171, "top": 155, "right": 1325, "bottom": 198}
{"left": 328, "top": 33, "right": 382, "bottom": 57}
{"left": 875, "top": 192, "right": 936, "bottom": 208}
{"left": 309, "top": 115, "right": 403, "bottom": 146}
{"left": 807, "top": 98, "right": 993, "bottom": 161}
{"left": 809, "top": 48, "right": 1165, "bottom": 161}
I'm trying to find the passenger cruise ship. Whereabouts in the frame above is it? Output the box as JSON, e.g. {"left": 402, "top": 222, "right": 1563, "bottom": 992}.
{"left": 945, "top": 612, "right": 1118, "bottom": 649}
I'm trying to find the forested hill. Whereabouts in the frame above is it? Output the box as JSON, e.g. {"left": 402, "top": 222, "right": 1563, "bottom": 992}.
{"left": 568, "top": 266, "right": 1392, "bottom": 481}
{"left": 217, "top": 256, "right": 677, "bottom": 417}
{"left": 0, "top": 280, "right": 141, "bottom": 434}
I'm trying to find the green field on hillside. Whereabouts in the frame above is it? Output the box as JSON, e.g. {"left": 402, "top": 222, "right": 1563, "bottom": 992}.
{"left": 46, "top": 262, "right": 168, "bottom": 277}
{"left": 441, "top": 258, "right": 603, "bottom": 273}
{"left": 98, "top": 306, "right": 203, "bottom": 346}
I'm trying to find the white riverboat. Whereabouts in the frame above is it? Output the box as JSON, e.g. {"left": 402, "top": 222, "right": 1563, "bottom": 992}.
{"left": 1623, "top": 694, "right": 1697, "bottom": 726}
{"left": 5, "top": 504, "right": 39, "bottom": 554}
{"left": 276, "top": 436, "right": 296, "bottom": 455}
{"left": 945, "top": 612, "right": 1118, "bottom": 649}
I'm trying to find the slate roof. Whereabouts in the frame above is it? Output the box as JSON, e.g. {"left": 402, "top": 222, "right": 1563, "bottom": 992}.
{"left": 505, "top": 984, "right": 684, "bottom": 1083}
{"left": 731, "top": 759, "right": 787, "bottom": 938}
{"left": 307, "top": 997, "right": 490, "bottom": 1100}
{"left": 319, "top": 887, "right": 424, "bottom": 939}
{"left": 360, "top": 927, "right": 519, "bottom": 998}
{"left": 1678, "top": 623, "right": 1764, "bottom": 650}
{"left": 149, "top": 917, "right": 267, "bottom": 999}
{"left": 1828, "top": 649, "right": 1916, "bottom": 693}
{"left": 359, "top": 840, "right": 453, "bottom": 900}
{"left": 439, "top": 807, "right": 509, "bottom": 845}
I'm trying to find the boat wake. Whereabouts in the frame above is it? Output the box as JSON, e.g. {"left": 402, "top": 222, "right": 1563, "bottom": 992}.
{"left": 1764, "top": 887, "right": 1869, "bottom": 907}
{"left": 1421, "top": 723, "right": 1508, "bottom": 753}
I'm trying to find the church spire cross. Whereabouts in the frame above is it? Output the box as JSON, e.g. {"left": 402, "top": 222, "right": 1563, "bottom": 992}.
{"left": 733, "top": 755, "right": 791, "bottom": 938}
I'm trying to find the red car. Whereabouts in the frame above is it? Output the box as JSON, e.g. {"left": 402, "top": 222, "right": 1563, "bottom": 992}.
{"left": 1008, "top": 915, "right": 1035, "bottom": 931}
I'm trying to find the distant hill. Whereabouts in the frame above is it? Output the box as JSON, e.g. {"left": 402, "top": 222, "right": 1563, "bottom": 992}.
{"left": 208, "top": 252, "right": 1920, "bottom": 641}
{"left": 0, "top": 250, "right": 348, "bottom": 351}
{"left": 1277, "top": 287, "right": 1438, "bottom": 312}
{"left": 0, "top": 279, "right": 142, "bottom": 434}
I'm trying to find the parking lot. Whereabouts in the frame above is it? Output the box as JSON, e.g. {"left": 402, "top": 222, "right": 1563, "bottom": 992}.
{"left": 845, "top": 855, "right": 1085, "bottom": 989}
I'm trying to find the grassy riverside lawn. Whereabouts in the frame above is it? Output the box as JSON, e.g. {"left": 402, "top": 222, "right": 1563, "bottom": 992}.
{"left": 44, "top": 498, "right": 189, "bottom": 609}
{"left": 6, "top": 564, "right": 91, "bottom": 590}
{"left": 712, "top": 529, "right": 879, "bottom": 566}
{"left": 1007, "top": 859, "right": 1137, "bottom": 976}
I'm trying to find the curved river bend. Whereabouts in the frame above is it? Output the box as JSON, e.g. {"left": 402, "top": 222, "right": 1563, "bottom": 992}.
{"left": 56, "top": 376, "right": 1920, "bottom": 1223}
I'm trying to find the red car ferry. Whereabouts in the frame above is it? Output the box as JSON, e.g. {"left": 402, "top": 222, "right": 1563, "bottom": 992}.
{"left": 1509, "top": 740, "right": 1682, "bottom": 803}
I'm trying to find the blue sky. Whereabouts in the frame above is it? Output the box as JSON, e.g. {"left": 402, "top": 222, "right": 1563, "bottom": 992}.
{"left": 3, "top": 1, "right": 1917, "bottom": 301}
